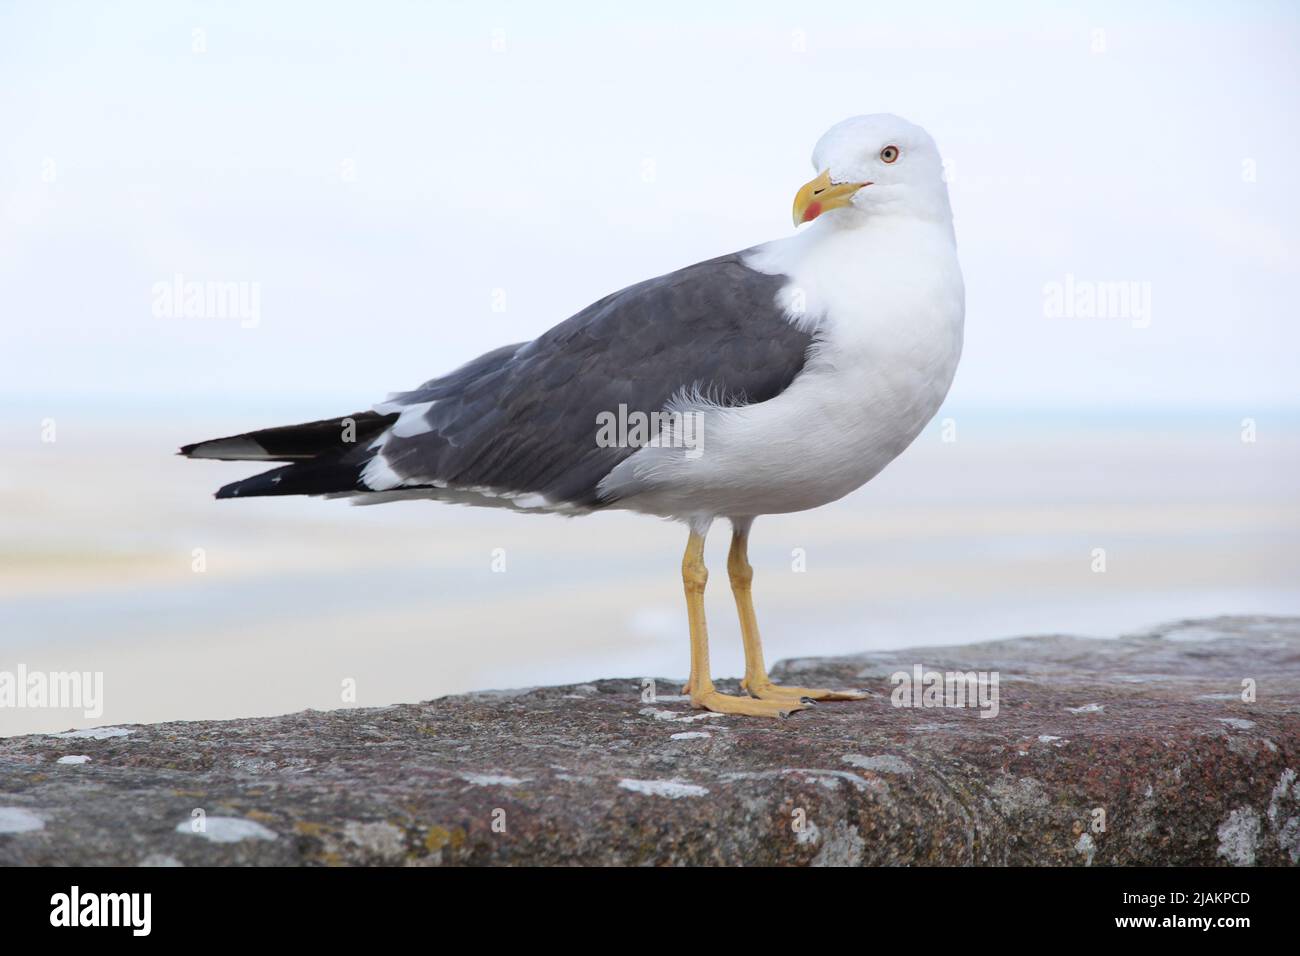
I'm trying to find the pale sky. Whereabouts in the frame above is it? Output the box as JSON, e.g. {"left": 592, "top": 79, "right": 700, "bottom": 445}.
{"left": 3, "top": 0, "right": 1298, "bottom": 416}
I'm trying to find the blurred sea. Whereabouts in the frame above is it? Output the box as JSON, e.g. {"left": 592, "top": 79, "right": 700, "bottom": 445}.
{"left": 2, "top": 397, "right": 1298, "bottom": 736}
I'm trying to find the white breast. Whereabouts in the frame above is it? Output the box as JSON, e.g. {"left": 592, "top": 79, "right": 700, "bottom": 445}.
{"left": 603, "top": 216, "right": 965, "bottom": 521}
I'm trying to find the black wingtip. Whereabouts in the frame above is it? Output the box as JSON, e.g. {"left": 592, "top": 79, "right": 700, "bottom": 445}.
{"left": 210, "top": 460, "right": 362, "bottom": 500}
{"left": 214, "top": 480, "right": 243, "bottom": 500}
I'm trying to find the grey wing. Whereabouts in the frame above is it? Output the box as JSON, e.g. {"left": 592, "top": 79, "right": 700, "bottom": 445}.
{"left": 366, "top": 252, "right": 812, "bottom": 509}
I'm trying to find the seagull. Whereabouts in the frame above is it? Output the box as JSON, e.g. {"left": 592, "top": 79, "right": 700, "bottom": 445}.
{"left": 182, "top": 114, "right": 964, "bottom": 718}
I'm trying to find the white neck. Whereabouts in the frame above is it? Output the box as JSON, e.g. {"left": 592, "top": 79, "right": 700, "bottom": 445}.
{"left": 744, "top": 208, "right": 960, "bottom": 333}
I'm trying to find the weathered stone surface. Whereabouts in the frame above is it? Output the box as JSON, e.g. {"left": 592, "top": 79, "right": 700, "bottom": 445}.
{"left": 1, "top": 616, "right": 1297, "bottom": 866}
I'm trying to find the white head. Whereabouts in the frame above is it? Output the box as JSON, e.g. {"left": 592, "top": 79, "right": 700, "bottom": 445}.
{"left": 792, "top": 114, "right": 951, "bottom": 228}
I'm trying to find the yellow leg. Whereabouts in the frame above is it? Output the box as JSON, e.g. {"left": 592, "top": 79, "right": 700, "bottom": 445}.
{"left": 681, "top": 527, "right": 807, "bottom": 718}
{"left": 729, "top": 523, "right": 868, "bottom": 703}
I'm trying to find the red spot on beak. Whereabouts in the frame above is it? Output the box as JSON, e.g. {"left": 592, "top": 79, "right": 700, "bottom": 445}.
{"left": 802, "top": 201, "right": 823, "bottom": 223}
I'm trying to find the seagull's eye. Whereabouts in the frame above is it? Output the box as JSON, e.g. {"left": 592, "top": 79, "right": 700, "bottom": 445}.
{"left": 880, "top": 145, "right": 899, "bottom": 164}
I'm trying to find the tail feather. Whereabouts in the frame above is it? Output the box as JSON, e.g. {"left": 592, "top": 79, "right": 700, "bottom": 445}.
{"left": 183, "top": 411, "right": 398, "bottom": 500}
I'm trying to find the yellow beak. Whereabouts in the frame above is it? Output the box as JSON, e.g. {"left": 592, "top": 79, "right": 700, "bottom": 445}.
{"left": 792, "top": 169, "right": 870, "bottom": 226}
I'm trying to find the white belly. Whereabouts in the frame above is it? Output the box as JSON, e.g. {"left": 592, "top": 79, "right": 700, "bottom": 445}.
{"left": 604, "top": 219, "right": 965, "bottom": 520}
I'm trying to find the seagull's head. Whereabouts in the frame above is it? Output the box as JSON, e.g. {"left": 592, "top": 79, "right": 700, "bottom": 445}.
{"left": 792, "top": 114, "right": 950, "bottom": 228}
